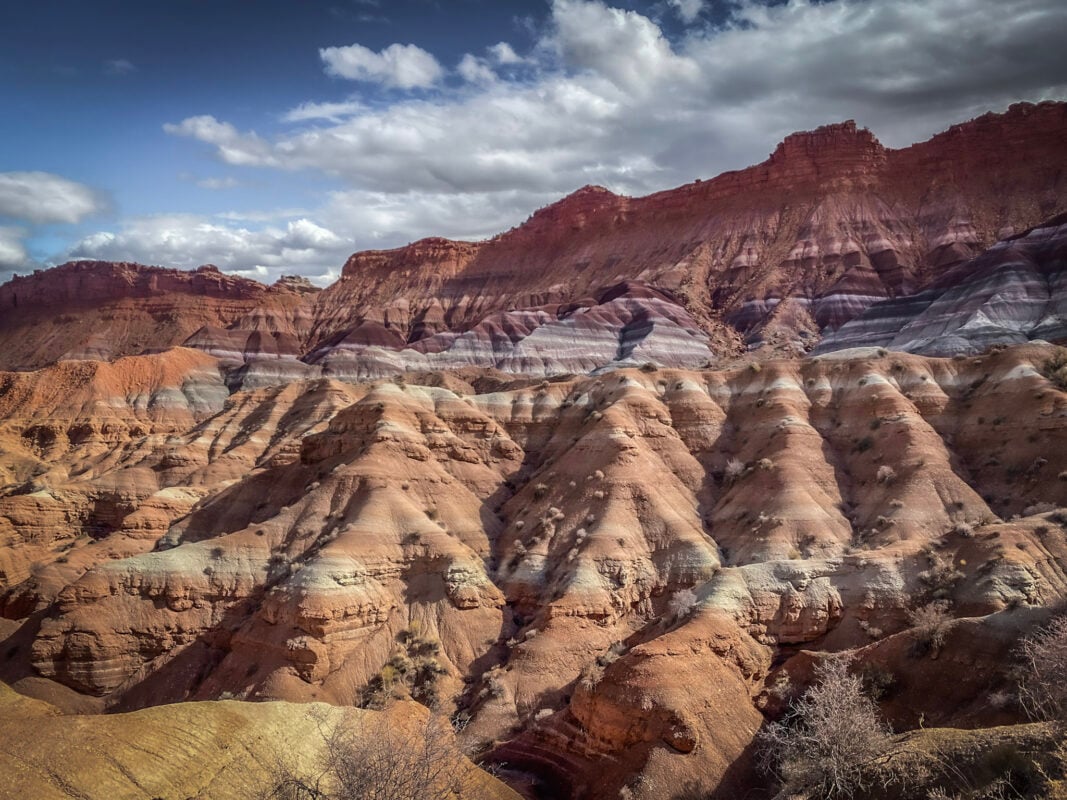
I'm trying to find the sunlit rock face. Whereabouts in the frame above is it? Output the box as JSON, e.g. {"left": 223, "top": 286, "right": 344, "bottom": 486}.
{"left": 816, "top": 216, "right": 1067, "bottom": 356}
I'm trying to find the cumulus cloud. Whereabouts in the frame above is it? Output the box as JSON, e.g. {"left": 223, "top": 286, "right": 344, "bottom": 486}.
{"left": 319, "top": 42, "right": 443, "bottom": 88}
{"left": 489, "top": 42, "right": 525, "bottom": 65}
{"left": 551, "top": 0, "right": 698, "bottom": 94}
{"left": 163, "top": 116, "right": 278, "bottom": 167}
{"left": 0, "top": 171, "right": 103, "bottom": 224}
{"left": 67, "top": 215, "right": 351, "bottom": 286}
{"left": 457, "top": 53, "right": 497, "bottom": 85}
{"left": 0, "top": 227, "right": 31, "bottom": 269}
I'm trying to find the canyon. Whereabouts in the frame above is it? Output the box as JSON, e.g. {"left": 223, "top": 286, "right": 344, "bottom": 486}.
{"left": 1, "top": 103, "right": 1067, "bottom": 799}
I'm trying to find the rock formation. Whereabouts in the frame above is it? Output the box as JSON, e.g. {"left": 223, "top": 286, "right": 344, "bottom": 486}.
{"left": 1, "top": 103, "right": 1067, "bottom": 800}
{"left": 817, "top": 214, "right": 1067, "bottom": 355}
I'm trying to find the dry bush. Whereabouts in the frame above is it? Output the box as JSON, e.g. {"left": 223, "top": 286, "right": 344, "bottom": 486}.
{"left": 758, "top": 657, "right": 891, "bottom": 798}
{"left": 907, "top": 601, "right": 953, "bottom": 656}
{"left": 724, "top": 458, "right": 746, "bottom": 483}
{"left": 1016, "top": 614, "right": 1067, "bottom": 723}
{"left": 877, "top": 465, "right": 897, "bottom": 484}
{"left": 262, "top": 710, "right": 472, "bottom": 800}
{"left": 1041, "top": 351, "right": 1067, "bottom": 391}
{"left": 667, "top": 587, "right": 698, "bottom": 620}
{"left": 361, "top": 625, "right": 447, "bottom": 710}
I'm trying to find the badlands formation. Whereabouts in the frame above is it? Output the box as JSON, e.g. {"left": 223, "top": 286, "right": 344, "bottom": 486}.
{"left": 0, "top": 103, "right": 1066, "bottom": 798}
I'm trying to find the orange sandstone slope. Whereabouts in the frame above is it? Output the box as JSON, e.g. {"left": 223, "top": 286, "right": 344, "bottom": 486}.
{"left": 2, "top": 342, "right": 1067, "bottom": 798}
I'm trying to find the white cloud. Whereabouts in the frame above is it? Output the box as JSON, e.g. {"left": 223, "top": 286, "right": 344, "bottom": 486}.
{"left": 489, "top": 42, "right": 524, "bottom": 65}
{"left": 0, "top": 226, "right": 31, "bottom": 269}
{"left": 457, "top": 54, "right": 497, "bottom": 85}
{"left": 104, "top": 58, "right": 136, "bottom": 75}
{"left": 667, "top": 0, "right": 703, "bottom": 23}
{"left": 319, "top": 42, "right": 443, "bottom": 89}
{"left": 0, "top": 171, "right": 103, "bottom": 224}
{"left": 66, "top": 215, "right": 351, "bottom": 286}
{"left": 163, "top": 116, "right": 279, "bottom": 167}
{"left": 551, "top": 0, "right": 698, "bottom": 94}
{"left": 282, "top": 99, "right": 367, "bottom": 123}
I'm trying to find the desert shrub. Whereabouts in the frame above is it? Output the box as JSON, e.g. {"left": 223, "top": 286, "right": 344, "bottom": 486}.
{"left": 907, "top": 600, "right": 953, "bottom": 656}
{"left": 758, "top": 657, "right": 891, "bottom": 798}
{"left": 951, "top": 521, "right": 974, "bottom": 538}
{"left": 1015, "top": 614, "right": 1067, "bottom": 722}
{"left": 919, "top": 555, "right": 965, "bottom": 600}
{"left": 668, "top": 588, "right": 698, "bottom": 620}
{"left": 596, "top": 641, "right": 627, "bottom": 667}
{"left": 262, "top": 711, "right": 470, "bottom": 800}
{"left": 1041, "top": 351, "right": 1067, "bottom": 391}
{"left": 859, "top": 663, "right": 897, "bottom": 700}
{"left": 724, "top": 458, "right": 746, "bottom": 483}
{"left": 362, "top": 626, "right": 447, "bottom": 710}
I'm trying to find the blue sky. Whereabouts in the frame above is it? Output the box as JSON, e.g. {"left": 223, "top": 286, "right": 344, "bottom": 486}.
{"left": 2, "top": 0, "right": 1065, "bottom": 285}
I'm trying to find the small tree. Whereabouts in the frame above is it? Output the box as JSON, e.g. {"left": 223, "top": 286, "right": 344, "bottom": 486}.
{"left": 1016, "top": 614, "right": 1067, "bottom": 723}
{"left": 758, "top": 657, "right": 892, "bottom": 798}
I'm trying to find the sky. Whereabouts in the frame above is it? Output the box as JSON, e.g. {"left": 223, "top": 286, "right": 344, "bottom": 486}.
{"left": 2, "top": 0, "right": 1066, "bottom": 286}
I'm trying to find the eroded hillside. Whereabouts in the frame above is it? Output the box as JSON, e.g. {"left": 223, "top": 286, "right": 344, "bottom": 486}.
{"left": 2, "top": 343, "right": 1067, "bottom": 797}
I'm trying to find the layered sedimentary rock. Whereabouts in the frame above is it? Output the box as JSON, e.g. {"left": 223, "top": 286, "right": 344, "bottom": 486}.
{"left": 2, "top": 103, "right": 1067, "bottom": 800}
{"left": 0, "top": 262, "right": 318, "bottom": 371}
{"left": 817, "top": 215, "right": 1067, "bottom": 355}
{"left": 2, "top": 103, "right": 1065, "bottom": 377}
{"left": 3, "top": 342, "right": 1067, "bottom": 797}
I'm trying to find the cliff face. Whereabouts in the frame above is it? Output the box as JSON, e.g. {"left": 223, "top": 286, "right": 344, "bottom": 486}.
{"left": 2, "top": 103, "right": 1064, "bottom": 376}
{"left": 306, "top": 102, "right": 1067, "bottom": 359}
{"left": 817, "top": 215, "right": 1067, "bottom": 355}
{"left": 0, "top": 262, "right": 319, "bottom": 371}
